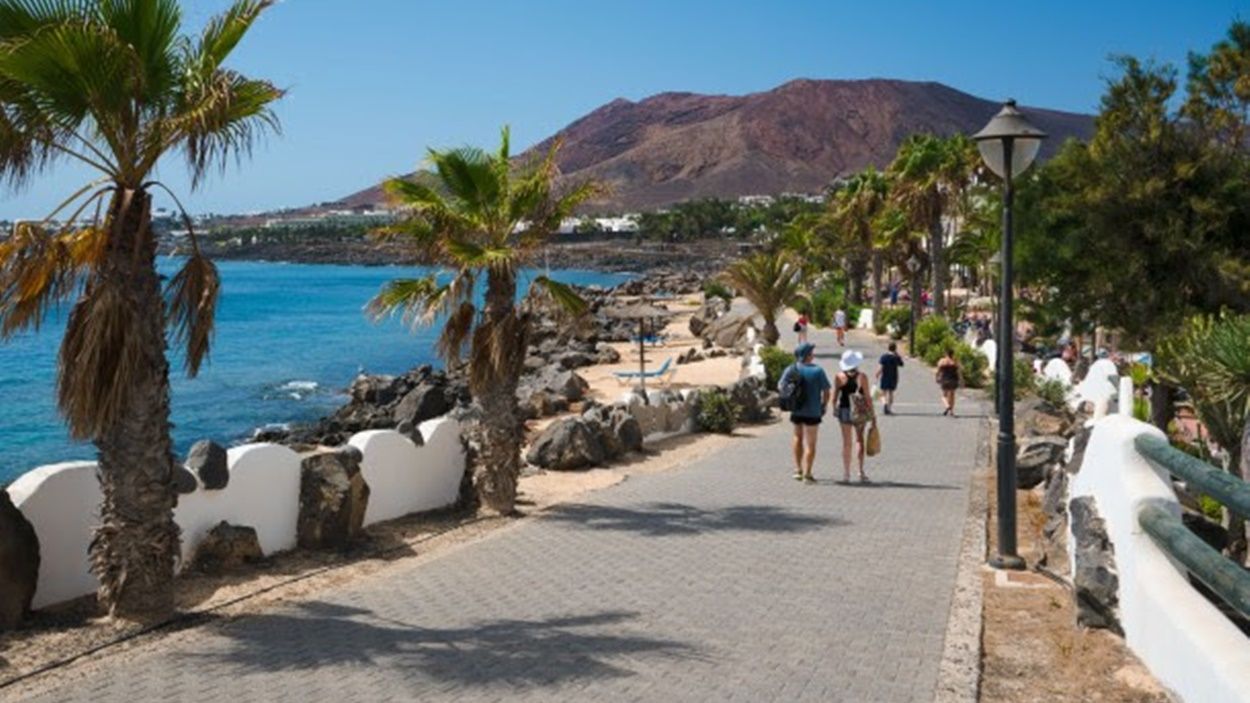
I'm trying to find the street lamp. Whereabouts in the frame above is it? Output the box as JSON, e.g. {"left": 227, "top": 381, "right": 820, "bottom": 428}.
{"left": 975, "top": 100, "right": 1046, "bottom": 571}
{"left": 905, "top": 254, "right": 921, "bottom": 357}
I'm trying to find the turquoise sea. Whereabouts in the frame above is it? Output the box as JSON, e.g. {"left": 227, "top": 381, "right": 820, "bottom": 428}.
{"left": 0, "top": 260, "right": 630, "bottom": 486}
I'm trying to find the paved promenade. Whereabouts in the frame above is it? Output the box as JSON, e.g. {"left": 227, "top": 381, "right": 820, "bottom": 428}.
{"left": 20, "top": 327, "right": 988, "bottom": 703}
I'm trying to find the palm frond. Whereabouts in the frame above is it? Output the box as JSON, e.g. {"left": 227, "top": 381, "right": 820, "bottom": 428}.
{"left": 195, "top": 0, "right": 273, "bottom": 72}
{"left": 366, "top": 275, "right": 449, "bottom": 329}
{"left": 57, "top": 281, "right": 146, "bottom": 440}
{"left": 173, "top": 71, "right": 283, "bottom": 187}
{"left": 531, "top": 275, "right": 588, "bottom": 318}
{"left": 165, "top": 252, "right": 219, "bottom": 376}
{"left": 0, "top": 220, "right": 103, "bottom": 337}
{"left": 436, "top": 301, "right": 475, "bottom": 362}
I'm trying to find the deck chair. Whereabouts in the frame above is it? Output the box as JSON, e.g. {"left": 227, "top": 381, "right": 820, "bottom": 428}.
{"left": 613, "top": 357, "right": 676, "bottom": 386}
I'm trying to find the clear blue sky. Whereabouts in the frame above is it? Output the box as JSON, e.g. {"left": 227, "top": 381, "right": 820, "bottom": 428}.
{"left": 2, "top": 0, "right": 1247, "bottom": 219}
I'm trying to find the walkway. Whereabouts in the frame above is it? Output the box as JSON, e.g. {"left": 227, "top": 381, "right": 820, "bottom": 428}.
{"left": 19, "top": 326, "right": 988, "bottom": 703}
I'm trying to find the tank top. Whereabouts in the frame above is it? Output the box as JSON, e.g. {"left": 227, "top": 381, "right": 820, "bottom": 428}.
{"left": 838, "top": 373, "right": 860, "bottom": 409}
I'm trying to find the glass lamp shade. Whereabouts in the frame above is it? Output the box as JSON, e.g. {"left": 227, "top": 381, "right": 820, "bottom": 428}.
{"left": 977, "top": 137, "right": 1042, "bottom": 179}
{"left": 973, "top": 100, "right": 1047, "bottom": 179}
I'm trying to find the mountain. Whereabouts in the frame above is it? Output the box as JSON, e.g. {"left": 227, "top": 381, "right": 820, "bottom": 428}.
{"left": 335, "top": 78, "right": 1094, "bottom": 212}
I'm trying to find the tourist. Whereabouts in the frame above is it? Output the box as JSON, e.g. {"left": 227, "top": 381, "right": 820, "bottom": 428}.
{"left": 834, "top": 307, "right": 847, "bottom": 346}
{"left": 795, "top": 312, "right": 809, "bottom": 343}
{"left": 876, "top": 342, "right": 904, "bottom": 415}
{"left": 834, "top": 350, "right": 873, "bottom": 482}
{"left": 783, "top": 342, "right": 831, "bottom": 483}
{"left": 889, "top": 281, "right": 900, "bottom": 306}
{"left": 936, "top": 347, "right": 961, "bottom": 417}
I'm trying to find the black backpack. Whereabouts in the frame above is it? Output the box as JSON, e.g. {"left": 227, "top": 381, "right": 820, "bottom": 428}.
{"left": 777, "top": 364, "right": 807, "bottom": 412}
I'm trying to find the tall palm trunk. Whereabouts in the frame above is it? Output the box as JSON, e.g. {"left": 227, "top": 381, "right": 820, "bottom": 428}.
{"left": 870, "top": 252, "right": 884, "bottom": 322}
{"left": 847, "top": 255, "right": 867, "bottom": 306}
{"left": 471, "top": 272, "right": 525, "bottom": 515}
{"left": 85, "top": 190, "right": 179, "bottom": 621}
{"left": 929, "top": 213, "right": 946, "bottom": 315}
{"left": 762, "top": 316, "right": 780, "bottom": 346}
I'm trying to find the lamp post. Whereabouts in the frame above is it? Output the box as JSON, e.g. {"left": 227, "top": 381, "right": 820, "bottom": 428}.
{"left": 905, "top": 254, "right": 920, "bottom": 357}
{"left": 974, "top": 99, "right": 1046, "bottom": 571}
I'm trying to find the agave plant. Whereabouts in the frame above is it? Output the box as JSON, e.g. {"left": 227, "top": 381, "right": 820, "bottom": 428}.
{"left": 370, "top": 127, "right": 600, "bottom": 515}
{"left": 721, "top": 250, "right": 803, "bottom": 346}
{"left": 0, "top": 0, "right": 282, "bottom": 620}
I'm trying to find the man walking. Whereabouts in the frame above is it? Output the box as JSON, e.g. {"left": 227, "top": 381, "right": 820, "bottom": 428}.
{"left": 876, "top": 342, "right": 904, "bottom": 415}
{"left": 781, "top": 342, "right": 831, "bottom": 483}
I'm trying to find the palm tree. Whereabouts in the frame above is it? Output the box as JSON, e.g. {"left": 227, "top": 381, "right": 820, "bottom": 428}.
{"left": 0, "top": 0, "right": 282, "bottom": 620}
{"left": 370, "top": 128, "right": 599, "bottom": 515}
{"left": 888, "top": 135, "right": 948, "bottom": 314}
{"left": 830, "top": 168, "right": 889, "bottom": 314}
{"left": 722, "top": 250, "right": 803, "bottom": 346}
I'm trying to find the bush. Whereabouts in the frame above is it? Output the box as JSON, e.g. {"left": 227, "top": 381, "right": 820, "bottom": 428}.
{"left": 879, "top": 307, "right": 911, "bottom": 340}
{"left": 703, "top": 279, "right": 733, "bottom": 302}
{"left": 760, "top": 346, "right": 793, "bottom": 389}
{"left": 954, "top": 342, "right": 989, "bottom": 389}
{"left": 696, "top": 388, "right": 739, "bottom": 434}
{"left": 1035, "top": 378, "right": 1069, "bottom": 407}
{"left": 915, "top": 315, "right": 958, "bottom": 366}
{"left": 991, "top": 357, "right": 1037, "bottom": 403}
{"left": 809, "top": 287, "right": 838, "bottom": 327}
{"left": 1133, "top": 396, "right": 1150, "bottom": 422}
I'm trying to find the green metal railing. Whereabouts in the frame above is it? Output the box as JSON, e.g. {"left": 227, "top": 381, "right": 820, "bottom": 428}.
{"left": 1134, "top": 434, "right": 1250, "bottom": 618}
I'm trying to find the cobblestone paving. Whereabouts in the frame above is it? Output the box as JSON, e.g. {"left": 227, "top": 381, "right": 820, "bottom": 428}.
{"left": 21, "top": 328, "right": 987, "bottom": 703}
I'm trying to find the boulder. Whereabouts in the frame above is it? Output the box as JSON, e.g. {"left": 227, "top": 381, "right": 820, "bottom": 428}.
{"left": 523, "top": 355, "right": 547, "bottom": 373}
{"left": 393, "top": 383, "right": 452, "bottom": 429}
{"left": 187, "top": 440, "right": 229, "bottom": 490}
{"left": 0, "top": 489, "right": 39, "bottom": 630}
{"left": 610, "top": 407, "right": 644, "bottom": 454}
{"left": 689, "top": 297, "right": 730, "bottom": 337}
{"left": 1070, "top": 496, "right": 1120, "bottom": 630}
{"left": 594, "top": 344, "right": 621, "bottom": 364}
{"left": 1041, "top": 467, "right": 1070, "bottom": 573}
{"left": 533, "top": 368, "right": 589, "bottom": 403}
{"left": 1016, "top": 435, "right": 1068, "bottom": 489}
{"left": 556, "top": 351, "right": 595, "bottom": 370}
{"left": 1064, "top": 424, "right": 1093, "bottom": 475}
{"left": 298, "top": 447, "right": 370, "bottom": 550}
{"left": 525, "top": 418, "right": 606, "bottom": 471}
{"left": 702, "top": 313, "right": 756, "bottom": 351}
{"left": 518, "top": 388, "right": 569, "bottom": 420}
{"left": 348, "top": 373, "right": 400, "bottom": 406}
{"left": 729, "top": 376, "right": 772, "bottom": 423}
{"left": 191, "top": 521, "right": 263, "bottom": 573}
{"left": 1020, "top": 397, "right": 1076, "bottom": 438}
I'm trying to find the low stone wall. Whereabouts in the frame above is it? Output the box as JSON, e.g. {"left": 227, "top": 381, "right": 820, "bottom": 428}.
{"left": 1071, "top": 414, "right": 1250, "bottom": 702}
{"left": 5, "top": 418, "right": 466, "bottom": 611}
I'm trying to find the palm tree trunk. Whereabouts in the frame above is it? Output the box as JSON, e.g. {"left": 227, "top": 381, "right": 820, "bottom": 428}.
{"left": 929, "top": 215, "right": 946, "bottom": 315}
{"left": 847, "top": 256, "right": 867, "bottom": 306}
{"left": 87, "top": 190, "right": 179, "bottom": 622}
{"left": 870, "top": 252, "right": 883, "bottom": 322}
{"left": 470, "top": 272, "right": 525, "bottom": 515}
{"left": 762, "top": 316, "right": 780, "bottom": 346}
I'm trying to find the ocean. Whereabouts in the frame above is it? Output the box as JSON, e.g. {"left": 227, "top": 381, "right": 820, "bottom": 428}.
{"left": 0, "top": 260, "right": 631, "bottom": 486}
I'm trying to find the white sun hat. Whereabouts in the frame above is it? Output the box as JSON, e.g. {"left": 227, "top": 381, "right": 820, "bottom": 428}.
{"left": 839, "top": 349, "right": 864, "bottom": 372}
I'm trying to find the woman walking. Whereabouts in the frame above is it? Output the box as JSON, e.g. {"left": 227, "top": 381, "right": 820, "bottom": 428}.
{"left": 936, "top": 347, "right": 961, "bottom": 417}
{"left": 834, "top": 350, "right": 873, "bottom": 482}
{"left": 794, "top": 312, "right": 810, "bottom": 344}
{"left": 834, "top": 307, "right": 848, "bottom": 346}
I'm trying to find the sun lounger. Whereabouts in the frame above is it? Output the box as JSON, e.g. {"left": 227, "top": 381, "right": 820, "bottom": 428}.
{"left": 614, "top": 357, "right": 676, "bottom": 386}
{"left": 629, "top": 333, "right": 668, "bottom": 346}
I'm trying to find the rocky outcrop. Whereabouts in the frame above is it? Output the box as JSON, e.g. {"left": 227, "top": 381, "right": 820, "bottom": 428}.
{"left": 191, "top": 522, "right": 264, "bottom": 573}
{"left": 172, "top": 466, "right": 199, "bottom": 495}
{"left": 298, "top": 447, "right": 370, "bottom": 550}
{"left": 1016, "top": 435, "right": 1068, "bottom": 490}
{"left": 1070, "top": 496, "right": 1120, "bottom": 631}
{"left": 0, "top": 489, "right": 38, "bottom": 631}
{"left": 701, "top": 313, "right": 756, "bottom": 351}
{"left": 187, "top": 440, "right": 229, "bottom": 490}
{"left": 689, "top": 296, "right": 730, "bottom": 337}
{"left": 1019, "top": 397, "right": 1077, "bottom": 438}
{"left": 728, "top": 375, "right": 774, "bottom": 423}
{"left": 525, "top": 418, "right": 607, "bottom": 471}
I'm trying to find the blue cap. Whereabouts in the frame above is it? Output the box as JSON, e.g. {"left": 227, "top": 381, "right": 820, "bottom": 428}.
{"left": 794, "top": 342, "right": 815, "bottom": 360}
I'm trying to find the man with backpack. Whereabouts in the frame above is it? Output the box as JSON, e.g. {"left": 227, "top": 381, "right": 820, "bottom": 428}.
{"left": 778, "top": 342, "right": 832, "bottom": 483}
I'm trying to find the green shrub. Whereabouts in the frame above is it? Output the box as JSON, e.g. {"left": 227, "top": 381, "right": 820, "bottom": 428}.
{"left": 954, "top": 342, "right": 989, "bottom": 389}
{"left": 915, "top": 315, "right": 958, "bottom": 366}
{"left": 991, "top": 358, "right": 1037, "bottom": 403}
{"left": 760, "top": 346, "right": 793, "bottom": 389}
{"left": 809, "top": 287, "right": 838, "bottom": 327}
{"left": 1127, "top": 361, "right": 1151, "bottom": 388}
{"left": 1035, "top": 378, "right": 1069, "bottom": 407}
{"left": 1198, "top": 494, "right": 1224, "bottom": 522}
{"left": 880, "top": 307, "right": 911, "bottom": 340}
{"left": 1133, "top": 396, "right": 1150, "bottom": 422}
{"left": 703, "top": 279, "right": 733, "bottom": 302}
{"left": 696, "top": 388, "right": 739, "bottom": 434}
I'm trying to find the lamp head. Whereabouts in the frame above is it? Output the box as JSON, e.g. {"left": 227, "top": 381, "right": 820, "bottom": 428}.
{"left": 973, "top": 99, "right": 1048, "bottom": 179}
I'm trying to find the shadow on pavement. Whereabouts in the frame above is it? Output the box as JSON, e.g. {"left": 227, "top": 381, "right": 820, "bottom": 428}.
{"left": 830, "top": 479, "right": 961, "bottom": 490}
{"left": 184, "top": 602, "right": 700, "bottom": 686}
{"left": 544, "top": 502, "right": 846, "bottom": 537}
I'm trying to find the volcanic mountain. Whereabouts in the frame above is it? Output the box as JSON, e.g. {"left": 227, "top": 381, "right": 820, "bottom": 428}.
{"left": 336, "top": 78, "right": 1093, "bottom": 212}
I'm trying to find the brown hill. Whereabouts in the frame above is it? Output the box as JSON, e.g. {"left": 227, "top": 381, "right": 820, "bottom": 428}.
{"left": 336, "top": 78, "right": 1093, "bottom": 212}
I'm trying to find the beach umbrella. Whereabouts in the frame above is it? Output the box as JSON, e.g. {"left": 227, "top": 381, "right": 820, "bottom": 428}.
{"left": 603, "top": 302, "right": 676, "bottom": 401}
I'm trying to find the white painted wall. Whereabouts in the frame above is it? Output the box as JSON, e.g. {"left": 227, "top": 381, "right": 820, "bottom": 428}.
{"left": 856, "top": 308, "right": 874, "bottom": 330}
{"left": 978, "top": 339, "right": 997, "bottom": 373}
{"left": 1042, "top": 358, "right": 1073, "bottom": 386}
{"left": 349, "top": 417, "right": 465, "bottom": 526}
{"left": 1073, "top": 358, "right": 1119, "bottom": 410}
{"left": 174, "top": 443, "right": 302, "bottom": 566}
{"left": 1071, "top": 415, "right": 1250, "bottom": 702}
{"left": 8, "top": 462, "right": 101, "bottom": 609}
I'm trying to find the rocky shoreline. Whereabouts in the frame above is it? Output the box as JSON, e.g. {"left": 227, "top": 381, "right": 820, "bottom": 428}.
{"left": 253, "top": 270, "right": 770, "bottom": 464}
{"left": 189, "top": 238, "right": 738, "bottom": 274}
